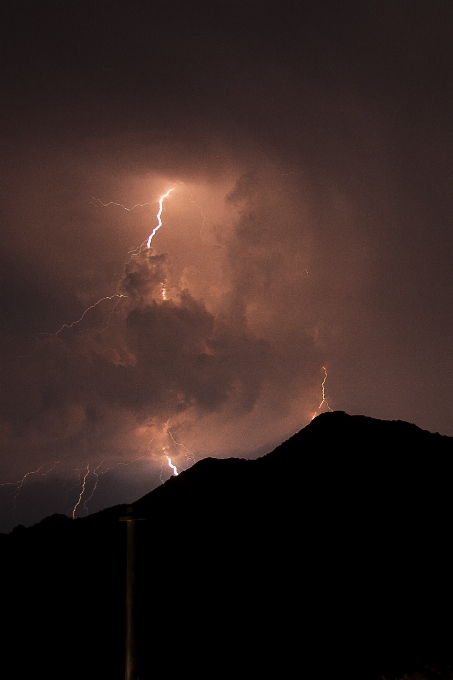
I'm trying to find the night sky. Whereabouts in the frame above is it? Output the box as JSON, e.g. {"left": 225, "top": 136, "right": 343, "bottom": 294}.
{"left": 2, "top": 0, "right": 453, "bottom": 532}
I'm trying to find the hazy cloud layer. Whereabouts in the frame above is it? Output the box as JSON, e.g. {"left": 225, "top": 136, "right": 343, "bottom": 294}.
{"left": 2, "top": 0, "right": 453, "bottom": 530}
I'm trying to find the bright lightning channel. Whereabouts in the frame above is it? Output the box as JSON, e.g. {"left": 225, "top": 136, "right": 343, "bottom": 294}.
{"left": 166, "top": 455, "right": 179, "bottom": 476}
{"left": 311, "top": 366, "right": 333, "bottom": 420}
{"left": 90, "top": 191, "right": 184, "bottom": 489}
{"left": 51, "top": 189, "right": 175, "bottom": 337}
{"left": 167, "top": 425, "right": 196, "bottom": 469}
{"left": 92, "top": 188, "right": 175, "bottom": 256}
{"left": 146, "top": 188, "right": 175, "bottom": 248}
{"left": 14, "top": 188, "right": 180, "bottom": 518}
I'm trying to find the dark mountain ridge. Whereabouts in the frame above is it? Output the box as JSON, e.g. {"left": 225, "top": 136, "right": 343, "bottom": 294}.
{"left": 1, "top": 411, "right": 452, "bottom": 679}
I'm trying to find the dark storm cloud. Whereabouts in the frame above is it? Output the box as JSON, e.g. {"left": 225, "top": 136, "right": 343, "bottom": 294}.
{"left": 122, "top": 252, "right": 169, "bottom": 302}
{"left": 0, "top": 158, "right": 329, "bottom": 483}
{"left": 123, "top": 291, "right": 273, "bottom": 415}
{"left": 1, "top": 234, "right": 284, "bottom": 439}
{"left": 2, "top": 0, "right": 453, "bottom": 530}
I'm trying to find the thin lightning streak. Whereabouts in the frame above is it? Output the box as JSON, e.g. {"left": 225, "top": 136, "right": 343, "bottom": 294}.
{"left": 187, "top": 192, "right": 206, "bottom": 223}
{"left": 0, "top": 465, "right": 44, "bottom": 501}
{"left": 65, "top": 475, "right": 85, "bottom": 498}
{"left": 146, "top": 188, "right": 174, "bottom": 249}
{"left": 0, "top": 462, "right": 60, "bottom": 505}
{"left": 82, "top": 460, "right": 104, "bottom": 514}
{"left": 17, "top": 348, "right": 38, "bottom": 359}
{"left": 68, "top": 455, "right": 150, "bottom": 516}
{"left": 91, "top": 197, "right": 153, "bottom": 212}
{"left": 319, "top": 366, "right": 332, "bottom": 412}
{"left": 72, "top": 463, "right": 90, "bottom": 519}
{"left": 263, "top": 156, "right": 299, "bottom": 177}
{"left": 52, "top": 190, "right": 174, "bottom": 338}
{"left": 167, "top": 426, "right": 195, "bottom": 468}
{"left": 186, "top": 189, "right": 207, "bottom": 241}
{"left": 51, "top": 189, "right": 174, "bottom": 338}
{"left": 100, "top": 295, "right": 126, "bottom": 332}
{"left": 42, "top": 461, "right": 60, "bottom": 476}
{"left": 11, "top": 189, "right": 180, "bottom": 515}
{"left": 101, "top": 454, "right": 150, "bottom": 476}
{"left": 54, "top": 294, "right": 128, "bottom": 336}
{"left": 311, "top": 366, "right": 333, "bottom": 420}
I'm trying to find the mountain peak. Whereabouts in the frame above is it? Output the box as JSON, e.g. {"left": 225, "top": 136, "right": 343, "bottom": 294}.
{"left": 1, "top": 412, "right": 452, "bottom": 679}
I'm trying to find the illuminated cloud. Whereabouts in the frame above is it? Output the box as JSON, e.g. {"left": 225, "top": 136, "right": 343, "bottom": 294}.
{"left": 2, "top": 1, "right": 453, "bottom": 530}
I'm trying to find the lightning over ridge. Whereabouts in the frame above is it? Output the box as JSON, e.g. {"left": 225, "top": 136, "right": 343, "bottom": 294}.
{"left": 311, "top": 366, "right": 333, "bottom": 420}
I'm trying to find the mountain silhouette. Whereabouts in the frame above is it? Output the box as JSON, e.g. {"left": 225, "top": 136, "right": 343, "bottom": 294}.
{"left": 1, "top": 411, "right": 452, "bottom": 679}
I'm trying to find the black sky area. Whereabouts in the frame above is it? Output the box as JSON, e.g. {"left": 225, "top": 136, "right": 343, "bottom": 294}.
{"left": 1, "top": 0, "right": 453, "bottom": 532}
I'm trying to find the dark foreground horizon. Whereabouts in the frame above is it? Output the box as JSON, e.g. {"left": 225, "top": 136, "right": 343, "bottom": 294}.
{"left": 1, "top": 411, "right": 452, "bottom": 679}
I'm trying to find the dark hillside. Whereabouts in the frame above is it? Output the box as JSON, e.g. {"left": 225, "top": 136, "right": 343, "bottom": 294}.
{"left": 1, "top": 412, "right": 451, "bottom": 679}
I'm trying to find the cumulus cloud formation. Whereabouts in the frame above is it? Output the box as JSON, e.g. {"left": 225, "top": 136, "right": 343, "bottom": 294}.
{"left": 2, "top": 0, "right": 453, "bottom": 530}
{"left": 1, "top": 168, "right": 331, "bottom": 490}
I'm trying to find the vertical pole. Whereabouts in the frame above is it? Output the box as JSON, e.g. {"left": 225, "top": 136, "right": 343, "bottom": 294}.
{"left": 121, "top": 507, "right": 141, "bottom": 680}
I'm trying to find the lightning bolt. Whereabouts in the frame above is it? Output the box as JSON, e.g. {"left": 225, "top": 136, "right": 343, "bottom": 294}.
{"left": 19, "top": 189, "right": 175, "bottom": 347}
{"left": 93, "top": 188, "right": 175, "bottom": 257}
{"left": 66, "top": 455, "right": 152, "bottom": 518}
{"left": 0, "top": 466, "right": 46, "bottom": 502}
{"left": 82, "top": 460, "right": 104, "bottom": 514}
{"left": 166, "top": 455, "right": 179, "bottom": 476}
{"left": 54, "top": 294, "right": 128, "bottom": 336}
{"left": 167, "top": 425, "right": 196, "bottom": 469}
{"left": 91, "top": 197, "right": 153, "bottom": 212}
{"left": 11, "top": 188, "right": 185, "bottom": 517}
{"left": 146, "top": 188, "right": 175, "bottom": 249}
{"left": 72, "top": 463, "right": 90, "bottom": 519}
{"left": 50, "top": 189, "right": 175, "bottom": 338}
{"left": 1, "top": 462, "right": 60, "bottom": 507}
{"left": 311, "top": 366, "right": 333, "bottom": 420}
